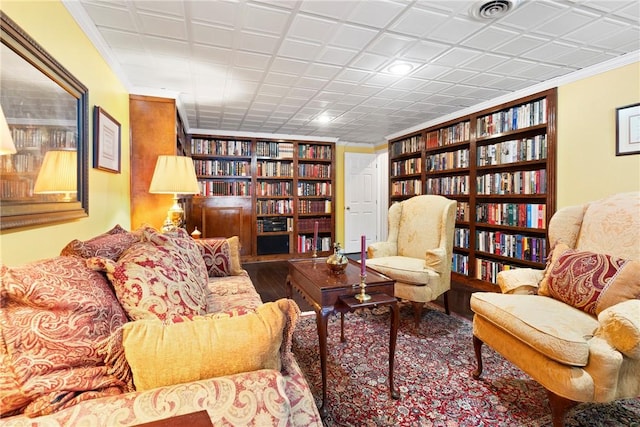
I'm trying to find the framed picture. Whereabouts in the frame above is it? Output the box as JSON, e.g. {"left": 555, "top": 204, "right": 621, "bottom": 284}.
{"left": 616, "top": 103, "right": 640, "bottom": 156}
{"left": 94, "top": 106, "right": 121, "bottom": 172}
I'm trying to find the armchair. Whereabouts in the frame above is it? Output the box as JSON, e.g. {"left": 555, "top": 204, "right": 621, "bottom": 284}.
{"left": 367, "top": 195, "right": 456, "bottom": 326}
{"left": 471, "top": 192, "right": 640, "bottom": 426}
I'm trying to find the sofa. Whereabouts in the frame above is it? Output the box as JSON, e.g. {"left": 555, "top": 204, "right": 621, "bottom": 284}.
{"left": 470, "top": 192, "right": 640, "bottom": 426}
{"left": 0, "top": 225, "right": 322, "bottom": 426}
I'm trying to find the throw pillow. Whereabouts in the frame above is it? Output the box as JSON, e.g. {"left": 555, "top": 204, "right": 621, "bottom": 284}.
{"left": 194, "top": 238, "right": 233, "bottom": 277}
{"left": 121, "top": 299, "right": 300, "bottom": 391}
{"left": 88, "top": 240, "right": 210, "bottom": 322}
{"left": 0, "top": 256, "right": 128, "bottom": 417}
{"left": 539, "top": 242, "right": 640, "bottom": 316}
{"left": 60, "top": 224, "right": 140, "bottom": 261}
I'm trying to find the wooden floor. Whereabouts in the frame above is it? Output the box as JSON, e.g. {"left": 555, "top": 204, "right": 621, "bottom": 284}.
{"left": 243, "top": 260, "right": 476, "bottom": 320}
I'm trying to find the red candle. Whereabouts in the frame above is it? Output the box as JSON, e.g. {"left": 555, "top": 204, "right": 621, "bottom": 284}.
{"left": 314, "top": 221, "right": 319, "bottom": 251}
{"left": 361, "top": 235, "right": 366, "bottom": 275}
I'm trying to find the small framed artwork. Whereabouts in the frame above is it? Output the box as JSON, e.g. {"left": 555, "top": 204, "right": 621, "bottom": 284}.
{"left": 94, "top": 106, "right": 121, "bottom": 172}
{"left": 616, "top": 103, "right": 640, "bottom": 156}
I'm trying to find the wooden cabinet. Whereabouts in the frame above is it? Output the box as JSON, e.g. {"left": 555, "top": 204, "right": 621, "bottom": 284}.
{"left": 388, "top": 88, "right": 557, "bottom": 290}
{"left": 186, "top": 135, "right": 335, "bottom": 261}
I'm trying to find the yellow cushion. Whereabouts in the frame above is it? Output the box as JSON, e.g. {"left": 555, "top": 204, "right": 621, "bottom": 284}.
{"left": 226, "top": 236, "right": 243, "bottom": 275}
{"left": 122, "top": 299, "right": 298, "bottom": 391}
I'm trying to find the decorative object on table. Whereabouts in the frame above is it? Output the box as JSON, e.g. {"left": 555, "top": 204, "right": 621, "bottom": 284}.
{"left": 616, "top": 102, "right": 640, "bottom": 156}
{"left": 355, "top": 235, "right": 371, "bottom": 302}
{"left": 191, "top": 227, "right": 201, "bottom": 239}
{"left": 312, "top": 220, "right": 319, "bottom": 258}
{"left": 33, "top": 150, "right": 77, "bottom": 202}
{"left": 0, "top": 105, "right": 16, "bottom": 155}
{"left": 93, "top": 106, "right": 121, "bottom": 172}
{"left": 326, "top": 242, "right": 348, "bottom": 274}
{"left": 149, "top": 155, "right": 200, "bottom": 231}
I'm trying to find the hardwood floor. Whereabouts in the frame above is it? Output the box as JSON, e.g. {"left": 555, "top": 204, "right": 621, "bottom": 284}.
{"left": 243, "top": 260, "right": 476, "bottom": 320}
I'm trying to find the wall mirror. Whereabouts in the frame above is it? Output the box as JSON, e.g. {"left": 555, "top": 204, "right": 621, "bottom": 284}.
{"left": 0, "top": 11, "right": 88, "bottom": 231}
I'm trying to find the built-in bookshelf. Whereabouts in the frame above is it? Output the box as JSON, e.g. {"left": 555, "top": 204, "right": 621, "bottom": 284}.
{"left": 187, "top": 135, "right": 335, "bottom": 261}
{"left": 388, "top": 88, "right": 556, "bottom": 290}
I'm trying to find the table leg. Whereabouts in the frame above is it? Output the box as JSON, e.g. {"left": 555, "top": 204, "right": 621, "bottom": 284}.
{"left": 389, "top": 301, "right": 400, "bottom": 399}
{"left": 285, "top": 274, "right": 292, "bottom": 299}
{"left": 316, "top": 307, "right": 332, "bottom": 418}
{"left": 340, "top": 312, "right": 346, "bottom": 342}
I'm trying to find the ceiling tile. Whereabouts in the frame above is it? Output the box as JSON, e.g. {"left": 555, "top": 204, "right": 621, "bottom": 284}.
{"left": 191, "top": 23, "right": 234, "bottom": 48}
{"left": 426, "top": 16, "right": 484, "bottom": 44}
{"left": 350, "top": 52, "right": 389, "bottom": 71}
{"left": 345, "top": 0, "right": 407, "bottom": 28}
{"left": 278, "top": 38, "right": 323, "bottom": 61}
{"left": 401, "top": 40, "right": 450, "bottom": 62}
{"left": 137, "top": 12, "right": 186, "bottom": 39}
{"left": 189, "top": 1, "right": 240, "bottom": 27}
{"left": 329, "top": 24, "right": 378, "bottom": 51}
{"left": 237, "top": 31, "right": 280, "bottom": 54}
{"left": 367, "top": 33, "right": 416, "bottom": 57}
{"left": 388, "top": 7, "right": 448, "bottom": 38}
{"left": 288, "top": 13, "right": 339, "bottom": 43}
{"left": 241, "top": 3, "right": 291, "bottom": 35}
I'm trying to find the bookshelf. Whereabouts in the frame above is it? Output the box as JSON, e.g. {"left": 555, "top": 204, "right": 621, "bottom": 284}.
{"left": 187, "top": 135, "right": 335, "bottom": 261}
{"left": 388, "top": 88, "right": 557, "bottom": 290}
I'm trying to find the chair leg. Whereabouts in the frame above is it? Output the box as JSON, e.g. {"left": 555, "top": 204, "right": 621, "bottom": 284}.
{"left": 472, "top": 335, "right": 484, "bottom": 379}
{"left": 443, "top": 291, "right": 450, "bottom": 315}
{"left": 547, "top": 390, "right": 578, "bottom": 427}
{"left": 411, "top": 301, "right": 423, "bottom": 327}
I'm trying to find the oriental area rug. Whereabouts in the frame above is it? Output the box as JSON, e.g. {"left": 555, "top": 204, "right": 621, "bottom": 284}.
{"left": 291, "top": 303, "right": 640, "bottom": 427}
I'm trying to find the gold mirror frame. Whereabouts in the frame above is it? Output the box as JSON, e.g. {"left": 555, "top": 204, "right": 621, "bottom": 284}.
{"left": 0, "top": 12, "right": 89, "bottom": 231}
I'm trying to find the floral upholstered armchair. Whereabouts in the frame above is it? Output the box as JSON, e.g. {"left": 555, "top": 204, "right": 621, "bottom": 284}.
{"left": 367, "top": 195, "right": 456, "bottom": 326}
{"left": 470, "top": 192, "right": 640, "bottom": 426}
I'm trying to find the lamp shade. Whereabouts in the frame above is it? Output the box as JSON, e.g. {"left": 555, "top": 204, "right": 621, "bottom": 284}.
{"left": 34, "top": 150, "right": 77, "bottom": 196}
{"left": 149, "top": 155, "right": 200, "bottom": 194}
{"left": 0, "top": 105, "right": 17, "bottom": 155}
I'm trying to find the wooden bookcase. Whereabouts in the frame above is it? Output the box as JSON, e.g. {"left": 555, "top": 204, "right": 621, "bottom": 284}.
{"left": 388, "top": 88, "right": 557, "bottom": 290}
{"left": 186, "top": 135, "right": 335, "bottom": 261}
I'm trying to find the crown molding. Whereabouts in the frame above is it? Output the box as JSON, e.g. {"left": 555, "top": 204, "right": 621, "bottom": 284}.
{"left": 189, "top": 128, "right": 339, "bottom": 143}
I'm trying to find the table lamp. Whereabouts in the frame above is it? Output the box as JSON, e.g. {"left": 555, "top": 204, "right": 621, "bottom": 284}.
{"left": 0, "top": 105, "right": 17, "bottom": 155}
{"left": 149, "top": 155, "right": 200, "bottom": 230}
{"left": 33, "top": 150, "right": 77, "bottom": 201}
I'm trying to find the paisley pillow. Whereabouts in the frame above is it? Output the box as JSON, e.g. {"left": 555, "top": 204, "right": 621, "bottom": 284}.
{"left": 60, "top": 225, "right": 140, "bottom": 261}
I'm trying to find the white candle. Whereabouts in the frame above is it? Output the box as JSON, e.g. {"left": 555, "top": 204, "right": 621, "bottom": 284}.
{"left": 314, "top": 221, "right": 319, "bottom": 251}
{"left": 361, "top": 235, "right": 366, "bottom": 275}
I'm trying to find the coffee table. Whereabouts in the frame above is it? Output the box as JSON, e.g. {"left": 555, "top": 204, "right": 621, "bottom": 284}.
{"left": 285, "top": 257, "right": 400, "bottom": 418}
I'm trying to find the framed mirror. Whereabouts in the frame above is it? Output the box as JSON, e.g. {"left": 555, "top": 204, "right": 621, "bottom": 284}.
{"left": 0, "top": 11, "right": 88, "bottom": 231}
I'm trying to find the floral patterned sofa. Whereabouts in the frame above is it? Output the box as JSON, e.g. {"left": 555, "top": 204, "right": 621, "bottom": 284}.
{"left": 0, "top": 225, "right": 322, "bottom": 426}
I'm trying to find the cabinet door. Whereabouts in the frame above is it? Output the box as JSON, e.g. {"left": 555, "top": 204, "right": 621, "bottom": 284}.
{"left": 192, "top": 197, "right": 253, "bottom": 257}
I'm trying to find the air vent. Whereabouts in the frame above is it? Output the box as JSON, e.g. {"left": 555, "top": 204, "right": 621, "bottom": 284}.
{"left": 470, "top": 0, "right": 521, "bottom": 20}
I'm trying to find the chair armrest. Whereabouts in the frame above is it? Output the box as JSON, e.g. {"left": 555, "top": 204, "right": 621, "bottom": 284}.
{"left": 496, "top": 268, "right": 544, "bottom": 294}
{"left": 368, "top": 241, "right": 397, "bottom": 258}
{"left": 425, "top": 248, "right": 446, "bottom": 273}
{"left": 595, "top": 299, "right": 640, "bottom": 360}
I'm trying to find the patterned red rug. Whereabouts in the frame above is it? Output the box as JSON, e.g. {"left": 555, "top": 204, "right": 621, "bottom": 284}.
{"left": 292, "top": 303, "right": 640, "bottom": 427}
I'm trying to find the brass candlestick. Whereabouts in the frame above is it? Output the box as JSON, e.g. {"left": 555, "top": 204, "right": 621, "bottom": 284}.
{"left": 355, "top": 273, "right": 371, "bottom": 302}
{"left": 312, "top": 248, "right": 318, "bottom": 258}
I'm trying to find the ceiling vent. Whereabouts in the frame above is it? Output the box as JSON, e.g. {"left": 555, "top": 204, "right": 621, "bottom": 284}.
{"left": 470, "top": 0, "right": 521, "bottom": 20}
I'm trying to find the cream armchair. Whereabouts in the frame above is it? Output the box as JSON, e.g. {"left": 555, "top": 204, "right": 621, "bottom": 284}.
{"left": 471, "top": 192, "right": 640, "bottom": 426}
{"left": 367, "top": 195, "right": 456, "bottom": 326}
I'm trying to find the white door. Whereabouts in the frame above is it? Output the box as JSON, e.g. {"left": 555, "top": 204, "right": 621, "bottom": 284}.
{"left": 344, "top": 152, "right": 378, "bottom": 253}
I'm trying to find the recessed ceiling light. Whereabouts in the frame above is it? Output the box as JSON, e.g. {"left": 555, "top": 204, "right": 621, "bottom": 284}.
{"left": 315, "top": 114, "right": 333, "bottom": 123}
{"left": 387, "top": 62, "right": 414, "bottom": 75}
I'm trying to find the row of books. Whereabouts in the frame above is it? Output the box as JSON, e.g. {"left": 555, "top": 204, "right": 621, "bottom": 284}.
{"left": 477, "top": 169, "right": 547, "bottom": 195}
{"left": 256, "top": 181, "right": 292, "bottom": 197}
{"left": 477, "top": 135, "right": 547, "bottom": 166}
{"left": 298, "top": 199, "right": 331, "bottom": 214}
{"left": 454, "top": 227, "right": 470, "bottom": 247}
{"left": 191, "top": 139, "right": 251, "bottom": 156}
{"left": 193, "top": 159, "right": 250, "bottom": 177}
{"left": 298, "top": 163, "right": 331, "bottom": 178}
{"left": 10, "top": 127, "right": 76, "bottom": 149}
{"left": 452, "top": 253, "right": 469, "bottom": 275}
{"left": 391, "top": 158, "right": 421, "bottom": 176}
{"left": 426, "top": 175, "right": 470, "bottom": 195}
{"left": 456, "top": 201, "right": 470, "bottom": 222}
{"left": 390, "top": 135, "right": 423, "bottom": 156}
{"left": 426, "top": 148, "right": 470, "bottom": 171}
{"left": 477, "top": 98, "right": 547, "bottom": 137}
{"left": 256, "top": 141, "right": 294, "bottom": 158}
{"left": 197, "top": 180, "right": 251, "bottom": 196}
{"left": 297, "top": 235, "right": 332, "bottom": 253}
{"left": 476, "top": 231, "right": 547, "bottom": 262}
{"left": 0, "top": 153, "right": 39, "bottom": 174}
{"left": 391, "top": 179, "right": 422, "bottom": 196}
{"left": 298, "top": 144, "right": 332, "bottom": 160}
{"left": 297, "top": 217, "right": 332, "bottom": 233}
{"left": 297, "top": 182, "right": 331, "bottom": 197}
{"left": 425, "top": 121, "right": 470, "bottom": 148}
{"left": 0, "top": 179, "right": 33, "bottom": 199}
{"left": 256, "top": 199, "right": 293, "bottom": 215}
{"left": 476, "top": 203, "right": 546, "bottom": 229}
{"left": 257, "top": 160, "right": 293, "bottom": 177}
{"left": 476, "top": 259, "right": 521, "bottom": 284}
{"left": 256, "top": 217, "right": 293, "bottom": 233}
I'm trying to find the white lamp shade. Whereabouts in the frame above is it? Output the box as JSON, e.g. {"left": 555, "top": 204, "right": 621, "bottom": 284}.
{"left": 34, "top": 150, "right": 77, "bottom": 194}
{"left": 149, "top": 155, "right": 200, "bottom": 194}
{"left": 0, "top": 105, "right": 17, "bottom": 155}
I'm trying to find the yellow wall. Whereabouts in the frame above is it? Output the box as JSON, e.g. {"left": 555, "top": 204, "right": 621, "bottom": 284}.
{"left": 557, "top": 62, "right": 640, "bottom": 208}
{"left": 0, "top": 1, "right": 131, "bottom": 266}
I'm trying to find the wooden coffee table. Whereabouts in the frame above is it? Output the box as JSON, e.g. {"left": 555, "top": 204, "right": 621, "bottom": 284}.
{"left": 286, "top": 257, "right": 400, "bottom": 418}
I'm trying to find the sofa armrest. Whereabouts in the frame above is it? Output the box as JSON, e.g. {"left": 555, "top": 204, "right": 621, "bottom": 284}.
{"left": 496, "top": 268, "right": 544, "bottom": 294}
{"left": 595, "top": 299, "right": 640, "bottom": 360}
{"left": 368, "top": 241, "right": 397, "bottom": 258}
